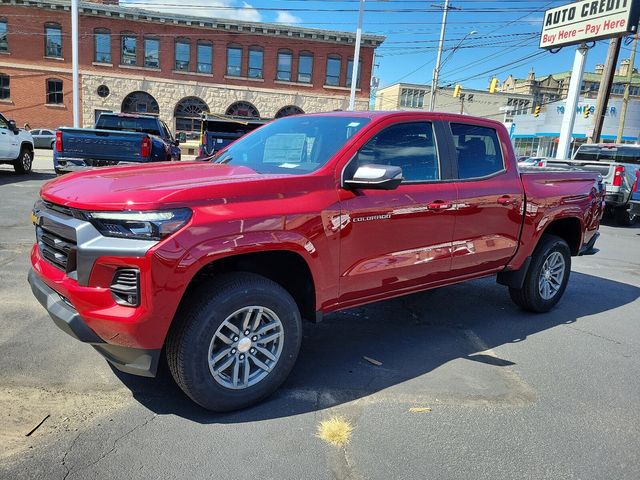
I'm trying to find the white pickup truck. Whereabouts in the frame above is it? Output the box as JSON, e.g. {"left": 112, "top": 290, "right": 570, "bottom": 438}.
{"left": 540, "top": 144, "right": 640, "bottom": 226}
{"left": 0, "top": 113, "right": 34, "bottom": 174}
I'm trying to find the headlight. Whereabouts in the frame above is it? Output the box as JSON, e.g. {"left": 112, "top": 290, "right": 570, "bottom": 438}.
{"left": 84, "top": 208, "right": 192, "bottom": 241}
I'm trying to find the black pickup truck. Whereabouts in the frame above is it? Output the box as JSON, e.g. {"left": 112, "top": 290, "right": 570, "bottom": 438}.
{"left": 54, "top": 113, "right": 181, "bottom": 174}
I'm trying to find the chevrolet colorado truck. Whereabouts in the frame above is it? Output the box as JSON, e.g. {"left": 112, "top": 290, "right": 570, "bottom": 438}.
{"left": 28, "top": 112, "right": 604, "bottom": 411}
{"left": 54, "top": 113, "right": 181, "bottom": 174}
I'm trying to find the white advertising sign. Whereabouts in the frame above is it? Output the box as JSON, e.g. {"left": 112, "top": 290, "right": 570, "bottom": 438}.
{"left": 540, "top": 0, "right": 639, "bottom": 49}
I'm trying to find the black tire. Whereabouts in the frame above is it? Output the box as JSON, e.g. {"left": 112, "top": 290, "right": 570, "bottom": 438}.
{"left": 166, "top": 272, "right": 302, "bottom": 411}
{"left": 13, "top": 146, "right": 33, "bottom": 174}
{"left": 50, "top": 140, "right": 55, "bottom": 150}
{"left": 509, "top": 234, "right": 571, "bottom": 313}
{"left": 614, "top": 206, "right": 637, "bottom": 226}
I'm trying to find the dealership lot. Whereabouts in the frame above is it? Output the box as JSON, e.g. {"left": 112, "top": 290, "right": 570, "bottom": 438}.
{"left": 0, "top": 160, "right": 639, "bottom": 480}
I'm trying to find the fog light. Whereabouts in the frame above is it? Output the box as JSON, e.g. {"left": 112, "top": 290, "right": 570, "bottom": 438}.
{"left": 110, "top": 269, "right": 140, "bottom": 307}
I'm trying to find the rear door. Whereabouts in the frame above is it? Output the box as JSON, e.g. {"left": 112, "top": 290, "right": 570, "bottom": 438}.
{"left": 446, "top": 120, "right": 523, "bottom": 277}
{"left": 338, "top": 118, "right": 457, "bottom": 305}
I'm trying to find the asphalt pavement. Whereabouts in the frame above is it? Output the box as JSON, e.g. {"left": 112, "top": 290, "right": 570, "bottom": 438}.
{"left": 0, "top": 151, "right": 638, "bottom": 479}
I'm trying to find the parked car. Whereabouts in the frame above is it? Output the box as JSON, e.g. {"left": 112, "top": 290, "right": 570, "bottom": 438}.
{"left": 28, "top": 111, "right": 604, "bottom": 411}
{"left": 54, "top": 113, "right": 181, "bottom": 174}
{"left": 196, "top": 114, "right": 267, "bottom": 160}
{"left": 0, "top": 113, "right": 34, "bottom": 174}
{"left": 540, "top": 144, "right": 640, "bottom": 225}
{"left": 30, "top": 128, "right": 57, "bottom": 149}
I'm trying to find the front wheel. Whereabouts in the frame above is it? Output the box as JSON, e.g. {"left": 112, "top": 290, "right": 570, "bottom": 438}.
{"left": 509, "top": 234, "right": 571, "bottom": 313}
{"left": 166, "top": 273, "right": 302, "bottom": 411}
{"left": 13, "top": 146, "right": 33, "bottom": 174}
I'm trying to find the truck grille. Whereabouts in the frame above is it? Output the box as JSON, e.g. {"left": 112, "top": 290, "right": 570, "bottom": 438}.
{"left": 37, "top": 226, "right": 77, "bottom": 272}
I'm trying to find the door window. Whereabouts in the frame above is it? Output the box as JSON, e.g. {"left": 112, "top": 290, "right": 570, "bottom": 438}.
{"left": 354, "top": 122, "right": 440, "bottom": 182}
{"left": 451, "top": 123, "right": 504, "bottom": 179}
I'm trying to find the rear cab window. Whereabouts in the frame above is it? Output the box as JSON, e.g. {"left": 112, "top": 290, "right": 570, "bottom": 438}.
{"left": 450, "top": 123, "right": 504, "bottom": 179}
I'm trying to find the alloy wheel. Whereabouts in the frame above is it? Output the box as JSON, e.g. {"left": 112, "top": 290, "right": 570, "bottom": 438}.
{"left": 538, "top": 251, "right": 565, "bottom": 300}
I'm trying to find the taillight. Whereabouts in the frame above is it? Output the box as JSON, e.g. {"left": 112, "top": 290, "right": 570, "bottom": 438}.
{"left": 55, "top": 131, "right": 63, "bottom": 153}
{"left": 632, "top": 170, "right": 639, "bottom": 193}
{"left": 612, "top": 165, "right": 625, "bottom": 187}
{"left": 141, "top": 137, "right": 151, "bottom": 158}
{"left": 537, "top": 161, "right": 544, "bottom": 167}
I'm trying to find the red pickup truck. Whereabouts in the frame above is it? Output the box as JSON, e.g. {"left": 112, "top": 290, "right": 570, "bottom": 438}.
{"left": 28, "top": 112, "right": 603, "bottom": 411}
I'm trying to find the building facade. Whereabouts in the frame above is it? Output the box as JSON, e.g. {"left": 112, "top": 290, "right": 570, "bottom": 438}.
{"left": 374, "top": 82, "right": 533, "bottom": 122}
{"left": 0, "top": 0, "right": 384, "bottom": 133}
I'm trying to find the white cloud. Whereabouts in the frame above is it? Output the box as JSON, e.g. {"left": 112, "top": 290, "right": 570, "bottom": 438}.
{"left": 275, "top": 11, "right": 302, "bottom": 25}
{"left": 122, "top": 0, "right": 262, "bottom": 22}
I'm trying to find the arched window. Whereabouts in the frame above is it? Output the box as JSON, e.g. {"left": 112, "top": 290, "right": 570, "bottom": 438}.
{"left": 174, "top": 96, "right": 209, "bottom": 134}
{"left": 94, "top": 28, "right": 111, "bottom": 63}
{"left": 277, "top": 49, "right": 292, "bottom": 81}
{"left": 225, "top": 101, "right": 259, "bottom": 118}
{"left": 248, "top": 46, "right": 263, "bottom": 79}
{"left": 275, "top": 105, "right": 304, "bottom": 118}
{"left": 121, "top": 91, "right": 159, "bottom": 115}
{"left": 298, "top": 51, "right": 313, "bottom": 84}
{"left": 46, "top": 78, "right": 63, "bottom": 104}
{"left": 325, "top": 55, "right": 341, "bottom": 86}
{"left": 226, "top": 44, "right": 242, "bottom": 76}
{"left": 44, "top": 23, "right": 62, "bottom": 58}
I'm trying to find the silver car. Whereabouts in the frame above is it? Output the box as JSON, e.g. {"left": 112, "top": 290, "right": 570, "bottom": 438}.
{"left": 30, "top": 128, "right": 56, "bottom": 149}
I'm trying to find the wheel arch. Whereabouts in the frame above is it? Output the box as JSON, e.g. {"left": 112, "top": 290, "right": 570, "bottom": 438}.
{"left": 540, "top": 216, "right": 582, "bottom": 256}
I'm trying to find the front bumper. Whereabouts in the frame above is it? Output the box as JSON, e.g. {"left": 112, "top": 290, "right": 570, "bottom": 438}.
{"left": 28, "top": 269, "right": 160, "bottom": 377}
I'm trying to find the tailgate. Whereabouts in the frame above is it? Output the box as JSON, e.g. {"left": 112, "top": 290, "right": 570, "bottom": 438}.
{"left": 60, "top": 129, "right": 146, "bottom": 162}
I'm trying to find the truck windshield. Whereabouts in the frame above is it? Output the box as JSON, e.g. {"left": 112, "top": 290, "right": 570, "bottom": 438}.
{"left": 96, "top": 115, "right": 161, "bottom": 136}
{"left": 574, "top": 145, "right": 640, "bottom": 164}
{"left": 212, "top": 116, "right": 370, "bottom": 174}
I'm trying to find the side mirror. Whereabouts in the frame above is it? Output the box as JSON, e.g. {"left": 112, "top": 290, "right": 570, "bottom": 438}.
{"left": 7, "top": 120, "right": 19, "bottom": 134}
{"left": 344, "top": 164, "right": 403, "bottom": 190}
{"left": 173, "top": 139, "right": 180, "bottom": 146}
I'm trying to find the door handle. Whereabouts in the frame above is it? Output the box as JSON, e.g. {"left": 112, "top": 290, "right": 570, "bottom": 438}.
{"left": 427, "top": 200, "right": 452, "bottom": 211}
{"left": 497, "top": 195, "right": 514, "bottom": 205}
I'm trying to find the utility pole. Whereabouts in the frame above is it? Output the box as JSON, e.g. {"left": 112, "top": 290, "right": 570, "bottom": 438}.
{"left": 616, "top": 33, "right": 638, "bottom": 143}
{"left": 589, "top": 37, "right": 621, "bottom": 143}
{"left": 348, "top": 0, "right": 365, "bottom": 111}
{"left": 71, "top": 0, "right": 80, "bottom": 127}
{"left": 459, "top": 94, "right": 465, "bottom": 114}
{"left": 429, "top": 0, "right": 450, "bottom": 111}
{"left": 556, "top": 44, "right": 589, "bottom": 160}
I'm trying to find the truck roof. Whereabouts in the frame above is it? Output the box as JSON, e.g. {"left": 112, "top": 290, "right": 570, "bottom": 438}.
{"left": 301, "top": 110, "right": 507, "bottom": 128}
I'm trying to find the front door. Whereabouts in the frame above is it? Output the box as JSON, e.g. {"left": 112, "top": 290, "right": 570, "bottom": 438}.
{"left": 447, "top": 121, "right": 523, "bottom": 277}
{"left": 0, "top": 115, "right": 13, "bottom": 159}
{"left": 338, "top": 120, "right": 457, "bottom": 305}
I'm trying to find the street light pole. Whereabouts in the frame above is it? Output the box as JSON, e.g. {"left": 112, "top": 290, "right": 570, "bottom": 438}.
{"left": 348, "top": 0, "right": 365, "bottom": 111}
{"left": 429, "top": 0, "right": 450, "bottom": 112}
{"left": 71, "top": 0, "right": 80, "bottom": 127}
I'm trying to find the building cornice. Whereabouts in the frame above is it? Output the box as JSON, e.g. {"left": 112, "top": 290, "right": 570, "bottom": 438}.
{"left": 1, "top": 0, "right": 386, "bottom": 47}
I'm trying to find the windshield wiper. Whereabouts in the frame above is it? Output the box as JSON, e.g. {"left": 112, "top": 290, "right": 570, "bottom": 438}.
{"left": 216, "top": 155, "right": 233, "bottom": 164}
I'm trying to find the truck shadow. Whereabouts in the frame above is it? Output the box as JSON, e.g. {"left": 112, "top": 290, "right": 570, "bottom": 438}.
{"left": 112, "top": 271, "right": 639, "bottom": 422}
{"left": 0, "top": 170, "right": 56, "bottom": 186}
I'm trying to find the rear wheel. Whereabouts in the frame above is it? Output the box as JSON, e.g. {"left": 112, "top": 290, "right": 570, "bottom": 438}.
{"left": 13, "top": 146, "right": 33, "bottom": 174}
{"left": 166, "top": 272, "right": 302, "bottom": 411}
{"left": 509, "top": 234, "right": 571, "bottom": 313}
{"left": 614, "top": 206, "right": 637, "bottom": 226}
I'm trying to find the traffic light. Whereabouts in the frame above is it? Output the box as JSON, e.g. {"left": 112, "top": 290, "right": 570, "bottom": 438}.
{"left": 534, "top": 105, "right": 541, "bottom": 117}
{"left": 583, "top": 105, "right": 591, "bottom": 118}
{"left": 453, "top": 84, "right": 462, "bottom": 98}
{"left": 489, "top": 77, "right": 499, "bottom": 93}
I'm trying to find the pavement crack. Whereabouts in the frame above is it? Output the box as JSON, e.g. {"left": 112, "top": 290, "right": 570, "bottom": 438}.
{"left": 61, "top": 430, "right": 83, "bottom": 480}
{"left": 564, "top": 324, "right": 624, "bottom": 346}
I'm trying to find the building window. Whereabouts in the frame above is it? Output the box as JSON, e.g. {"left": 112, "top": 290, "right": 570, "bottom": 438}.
{"left": 325, "top": 55, "right": 341, "bottom": 86}
{"left": 298, "top": 52, "right": 313, "bottom": 83}
{"left": 225, "top": 101, "right": 259, "bottom": 118}
{"left": 400, "top": 88, "right": 426, "bottom": 108}
{"left": 46, "top": 78, "right": 63, "bottom": 104}
{"left": 175, "top": 39, "right": 190, "bottom": 71}
{"left": 97, "top": 85, "right": 110, "bottom": 98}
{"left": 248, "top": 47, "right": 263, "bottom": 78}
{"left": 0, "top": 74, "right": 9, "bottom": 99}
{"left": 0, "top": 19, "right": 8, "bottom": 53}
{"left": 275, "top": 105, "right": 304, "bottom": 118}
{"left": 94, "top": 29, "right": 111, "bottom": 63}
{"left": 121, "top": 34, "right": 137, "bottom": 65}
{"left": 630, "top": 86, "right": 640, "bottom": 96}
{"left": 175, "top": 96, "right": 209, "bottom": 134}
{"left": 45, "top": 23, "right": 62, "bottom": 58}
{"left": 226, "top": 44, "right": 242, "bottom": 76}
{"left": 197, "top": 41, "right": 212, "bottom": 74}
{"left": 346, "top": 59, "right": 361, "bottom": 88}
{"left": 277, "top": 49, "right": 292, "bottom": 81}
{"left": 121, "top": 91, "right": 159, "bottom": 114}
{"left": 142, "top": 38, "right": 159, "bottom": 68}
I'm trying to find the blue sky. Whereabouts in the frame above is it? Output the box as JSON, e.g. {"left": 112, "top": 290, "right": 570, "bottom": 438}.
{"left": 121, "top": 1, "right": 632, "bottom": 90}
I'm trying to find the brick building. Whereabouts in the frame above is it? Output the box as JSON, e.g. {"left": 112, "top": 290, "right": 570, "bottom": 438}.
{"left": 0, "top": 0, "right": 384, "bottom": 133}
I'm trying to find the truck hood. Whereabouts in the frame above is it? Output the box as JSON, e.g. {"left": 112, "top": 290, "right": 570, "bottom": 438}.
{"left": 41, "top": 162, "right": 293, "bottom": 210}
